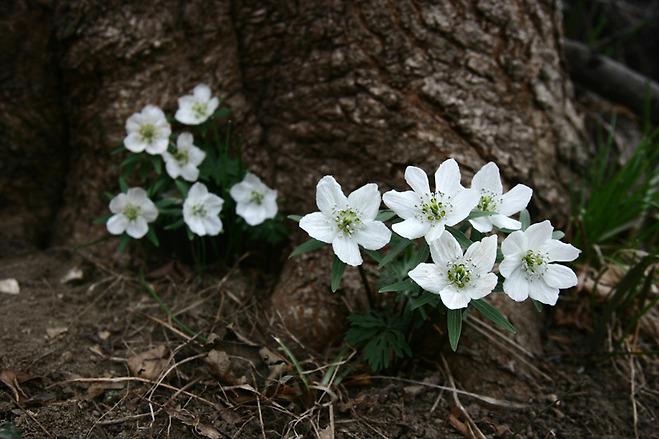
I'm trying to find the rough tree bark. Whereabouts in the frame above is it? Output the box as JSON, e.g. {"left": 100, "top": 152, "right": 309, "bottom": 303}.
{"left": 2, "top": 0, "right": 584, "bottom": 375}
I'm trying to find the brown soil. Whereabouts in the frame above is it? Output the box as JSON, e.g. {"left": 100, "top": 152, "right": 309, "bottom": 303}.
{"left": 1, "top": 245, "right": 657, "bottom": 439}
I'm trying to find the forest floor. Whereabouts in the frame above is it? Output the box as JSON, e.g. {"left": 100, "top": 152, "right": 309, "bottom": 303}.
{"left": 0, "top": 244, "right": 657, "bottom": 439}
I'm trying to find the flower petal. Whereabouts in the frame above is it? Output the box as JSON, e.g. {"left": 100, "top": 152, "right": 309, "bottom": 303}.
{"left": 354, "top": 221, "right": 391, "bottom": 250}
{"left": 299, "top": 212, "right": 337, "bottom": 243}
{"left": 499, "top": 184, "right": 533, "bottom": 216}
{"left": 544, "top": 240, "right": 581, "bottom": 262}
{"left": 193, "top": 84, "right": 212, "bottom": 100}
{"left": 106, "top": 214, "right": 128, "bottom": 235}
{"left": 202, "top": 216, "right": 223, "bottom": 236}
{"left": 424, "top": 223, "right": 446, "bottom": 243}
{"left": 126, "top": 218, "right": 149, "bottom": 239}
{"left": 503, "top": 269, "right": 530, "bottom": 301}
{"left": 525, "top": 220, "right": 553, "bottom": 250}
{"left": 392, "top": 217, "right": 429, "bottom": 240}
{"left": 499, "top": 253, "right": 522, "bottom": 278}
{"left": 467, "top": 273, "right": 498, "bottom": 300}
{"left": 472, "top": 162, "right": 502, "bottom": 195}
{"left": 332, "top": 236, "right": 362, "bottom": 266}
{"left": 543, "top": 264, "right": 578, "bottom": 289}
{"left": 109, "top": 193, "right": 127, "bottom": 214}
{"left": 469, "top": 216, "right": 494, "bottom": 233}
{"left": 188, "top": 182, "right": 209, "bottom": 199}
{"left": 408, "top": 263, "right": 448, "bottom": 294}
{"left": 490, "top": 214, "right": 521, "bottom": 231}
{"left": 440, "top": 287, "right": 471, "bottom": 309}
{"left": 347, "top": 183, "right": 381, "bottom": 220}
{"left": 465, "top": 235, "right": 497, "bottom": 273}
{"left": 316, "top": 176, "right": 347, "bottom": 213}
{"left": 382, "top": 190, "right": 421, "bottom": 219}
{"left": 404, "top": 166, "right": 431, "bottom": 196}
{"left": 434, "top": 159, "right": 462, "bottom": 196}
{"left": 445, "top": 188, "right": 479, "bottom": 225}
{"left": 501, "top": 230, "right": 527, "bottom": 257}
{"left": 124, "top": 133, "right": 146, "bottom": 153}
{"left": 429, "top": 232, "right": 462, "bottom": 265}
{"left": 181, "top": 165, "right": 200, "bottom": 182}
{"left": 528, "top": 280, "right": 560, "bottom": 306}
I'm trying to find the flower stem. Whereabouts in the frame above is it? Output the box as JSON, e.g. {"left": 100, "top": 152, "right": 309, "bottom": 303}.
{"left": 358, "top": 264, "right": 376, "bottom": 311}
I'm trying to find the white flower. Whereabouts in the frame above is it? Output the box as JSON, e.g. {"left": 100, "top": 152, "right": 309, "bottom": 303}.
{"left": 382, "top": 159, "right": 480, "bottom": 243}
{"left": 162, "top": 132, "right": 206, "bottom": 182}
{"left": 107, "top": 187, "right": 159, "bottom": 239}
{"left": 299, "top": 176, "right": 392, "bottom": 266}
{"left": 174, "top": 84, "right": 219, "bottom": 125}
{"left": 124, "top": 105, "right": 171, "bottom": 154}
{"left": 183, "top": 182, "right": 224, "bottom": 236}
{"left": 408, "top": 233, "right": 498, "bottom": 310}
{"left": 469, "top": 162, "right": 533, "bottom": 233}
{"left": 500, "top": 220, "right": 580, "bottom": 305}
{"left": 229, "top": 173, "right": 278, "bottom": 226}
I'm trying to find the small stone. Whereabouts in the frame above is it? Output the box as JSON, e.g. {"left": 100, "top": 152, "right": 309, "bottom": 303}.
{"left": 0, "top": 278, "right": 20, "bottom": 295}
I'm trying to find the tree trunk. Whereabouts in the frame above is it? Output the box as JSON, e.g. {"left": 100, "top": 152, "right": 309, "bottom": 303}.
{"left": 1, "top": 0, "right": 583, "bottom": 381}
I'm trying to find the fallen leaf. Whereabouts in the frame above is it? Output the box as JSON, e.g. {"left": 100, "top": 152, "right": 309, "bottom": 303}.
{"left": 0, "top": 369, "right": 35, "bottom": 404}
{"left": 126, "top": 345, "right": 169, "bottom": 380}
{"left": 46, "top": 327, "right": 68, "bottom": 340}
{"left": 205, "top": 349, "right": 247, "bottom": 385}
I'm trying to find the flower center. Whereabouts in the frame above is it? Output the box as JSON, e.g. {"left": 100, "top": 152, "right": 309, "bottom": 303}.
{"left": 522, "top": 250, "right": 547, "bottom": 275}
{"left": 122, "top": 204, "right": 142, "bottom": 221}
{"left": 250, "top": 191, "right": 264, "bottom": 205}
{"left": 421, "top": 196, "right": 446, "bottom": 221}
{"left": 192, "top": 102, "right": 208, "bottom": 119}
{"left": 192, "top": 203, "right": 207, "bottom": 218}
{"left": 335, "top": 209, "right": 362, "bottom": 235}
{"left": 173, "top": 149, "right": 189, "bottom": 165}
{"left": 477, "top": 189, "right": 499, "bottom": 212}
{"left": 447, "top": 262, "right": 471, "bottom": 288}
{"left": 139, "top": 123, "right": 156, "bottom": 143}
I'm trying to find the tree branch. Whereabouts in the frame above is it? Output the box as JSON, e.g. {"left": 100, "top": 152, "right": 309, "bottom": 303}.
{"left": 562, "top": 38, "right": 659, "bottom": 125}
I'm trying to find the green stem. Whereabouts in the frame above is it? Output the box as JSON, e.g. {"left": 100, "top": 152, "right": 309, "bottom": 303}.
{"left": 358, "top": 264, "right": 375, "bottom": 311}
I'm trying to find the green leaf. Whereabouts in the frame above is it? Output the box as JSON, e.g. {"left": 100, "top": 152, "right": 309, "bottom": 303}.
{"left": 447, "top": 309, "right": 463, "bottom": 351}
{"left": 409, "top": 239, "right": 430, "bottom": 268}
{"left": 519, "top": 209, "right": 531, "bottom": 231}
{"left": 446, "top": 226, "right": 473, "bottom": 250}
{"left": 379, "top": 278, "right": 417, "bottom": 293}
{"left": 146, "top": 227, "right": 159, "bottom": 247}
{"left": 288, "top": 238, "right": 326, "bottom": 258}
{"left": 174, "top": 179, "right": 189, "bottom": 198}
{"left": 551, "top": 230, "right": 565, "bottom": 240}
{"left": 471, "top": 299, "right": 516, "bottom": 333}
{"left": 331, "top": 255, "right": 347, "bottom": 292}
{"left": 532, "top": 299, "right": 543, "bottom": 312}
{"left": 287, "top": 214, "right": 303, "bottom": 222}
{"left": 92, "top": 213, "right": 113, "bottom": 225}
{"left": 465, "top": 210, "right": 496, "bottom": 220}
{"left": 118, "top": 177, "right": 129, "bottom": 193}
{"left": 118, "top": 233, "right": 131, "bottom": 252}
{"left": 362, "top": 248, "right": 384, "bottom": 264}
{"left": 410, "top": 290, "right": 441, "bottom": 309}
{"left": 378, "top": 237, "right": 413, "bottom": 268}
{"left": 164, "top": 218, "right": 186, "bottom": 230}
{"left": 375, "top": 209, "right": 397, "bottom": 222}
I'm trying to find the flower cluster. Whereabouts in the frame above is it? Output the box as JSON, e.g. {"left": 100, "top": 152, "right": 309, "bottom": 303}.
{"left": 103, "top": 84, "right": 283, "bottom": 254}
{"left": 297, "top": 158, "right": 580, "bottom": 309}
